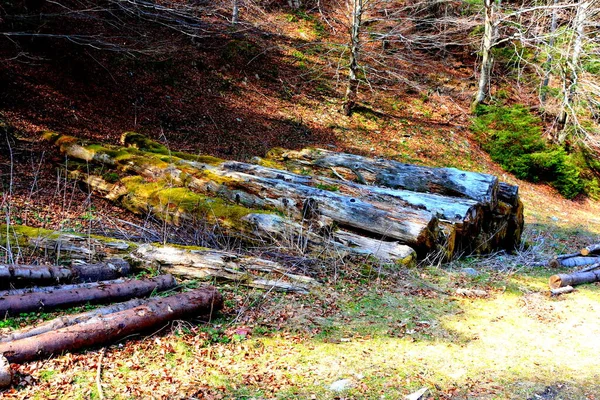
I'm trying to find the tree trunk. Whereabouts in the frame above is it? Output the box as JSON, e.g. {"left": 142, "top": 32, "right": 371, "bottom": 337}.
{"left": 132, "top": 244, "right": 319, "bottom": 293}
{"left": 0, "top": 298, "right": 147, "bottom": 343}
{"left": 557, "top": 0, "right": 589, "bottom": 140}
{"left": 0, "top": 259, "right": 130, "bottom": 287}
{"left": 0, "top": 274, "right": 176, "bottom": 316}
{"left": 472, "top": 0, "right": 496, "bottom": 110}
{"left": 232, "top": 0, "right": 239, "bottom": 24}
{"left": 0, "top": 287, "right": 223, "bottom": 364}
{"left": 343, "top": 0, "right": 363, "bottom": 116}
{"left": 540, "top": 0, "right": 559, "bottom": 103}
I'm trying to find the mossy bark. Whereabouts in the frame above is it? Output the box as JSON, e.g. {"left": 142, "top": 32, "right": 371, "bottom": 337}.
{"left": 49, "top": 133, "right": 426, "bottom": 262}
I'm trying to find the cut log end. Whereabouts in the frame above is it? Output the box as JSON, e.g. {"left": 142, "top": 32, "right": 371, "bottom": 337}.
{"left": 549, "top": 275, "right": 563, "bottom": 289}
{"left": 0, "top": 356, "right": 11, "bottom": 388}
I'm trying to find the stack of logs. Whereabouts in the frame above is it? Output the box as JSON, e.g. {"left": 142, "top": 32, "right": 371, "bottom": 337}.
{"left": 0, "top": 241, "right": 226, "bottom": 385}
{"left": 549, "top": 244, "right": 600, "bottom": 291}
{"left": 47, "top": 132, "right": 524, "bottom": 265}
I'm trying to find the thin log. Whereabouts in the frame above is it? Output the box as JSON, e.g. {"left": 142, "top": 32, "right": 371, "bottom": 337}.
{"left": 0, "top": 279, "right": 126, "bottom": 297}
{"left": 0, "top": 274, "right": 176, "bottom": 316}
{"left": 266, "top": 148, "right": 499, "bottom": 206}
{"left": 549, "top": 269, "right": 600, "bottom": 288}
{"left": 132, "top": 244, "right": 319, "bottom": 293}
{"left": 550, "top": 285, "right": 574, "bottom": 296}
{"left": 580, "top": 244, "right": 600, "bottom": 256}
{"left": 0, "top": 259, "right": 130, "bottom": 287}
{"left": 0, "top": 287, "right": 223, "bottom": 364}
{"left": 0, "top": 298, "right": 147, "bottom": 343}
{"left": 28, "top": 232, "right": 131, "bottom": 261}
{"left": 548, "top": 256, "right": 600, "bottom": 269}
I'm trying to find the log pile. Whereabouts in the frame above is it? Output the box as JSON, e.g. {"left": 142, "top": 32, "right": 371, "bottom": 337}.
{"left": 0, "top": 256, "right": 223, "bottom": 384}
{"left": 549, "top": 244, "right": 600, "bottom": 290}
{"left": 47, "top": 133, "right": 524, "bottom": 263}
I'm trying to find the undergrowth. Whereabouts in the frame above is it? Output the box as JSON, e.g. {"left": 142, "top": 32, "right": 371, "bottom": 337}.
{"left": 472, "top": 104, "right": 592, "bottom": 199}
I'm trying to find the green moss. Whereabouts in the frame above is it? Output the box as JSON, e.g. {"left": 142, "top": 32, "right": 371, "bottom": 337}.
{"left": 120, "top": 176, "right": 268, "bottom": 228}
{"left": 171, "top": 152, "right": 223, "bottom": 166}
{"left": 121, "top": 132, "right": 170, "bottom": 155}
{"left": 472, "top": 104, "right": 585, "bottom": 198}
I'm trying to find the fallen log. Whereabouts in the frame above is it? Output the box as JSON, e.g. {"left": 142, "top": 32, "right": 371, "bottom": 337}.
{"left": 264, "top": 148, "right": 499, "bottom": 206}
{"left": 0, "top": 259, "right": 130, "bottom": 287}
{"left": 550, "top": 285, "right": 574, "bottom": 296}
{"left": 0, "top": 279, "right": 125, "bottom": 297}
{"left": 242, "top": 213, "right": 417, "bottom": 265}
{"left": 580, "top": 244, "right": 600, "bottom": 256}
{"left": 132, "top": 244, "right": 318, "bottom": 293}
{"left": 0, "top": 287, "right": 223, "bottom": 364}
{"left": 549, "top": 269, "right": 600, "bottom": 289}
{"left": 29, "top": 233, "right": 132, "bottom": 261}
{"left": 0, "top": 297, "right": 146, "bottom": 343}
{"left": 548, "top": 256, "right": 600, "bottom": 269}
{"left": 0, "top": 274, "right": 176, "bottom": 316}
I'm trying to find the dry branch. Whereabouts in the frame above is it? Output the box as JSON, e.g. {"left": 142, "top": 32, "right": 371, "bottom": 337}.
{"left": 0, "top": 274, "right": 176, "bottom": 316}
{"left": 0, "top": 287, "right": 223, "bottom": 364}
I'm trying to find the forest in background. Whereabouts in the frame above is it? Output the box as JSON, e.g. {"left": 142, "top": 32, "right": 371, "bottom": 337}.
{"left": 1, "top": 0, "right": 599, "bottom": 200}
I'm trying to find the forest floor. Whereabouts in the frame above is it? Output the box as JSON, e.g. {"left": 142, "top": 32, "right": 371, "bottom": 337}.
{"left": 2, "top": 7, "right": 600, "bottom": 399}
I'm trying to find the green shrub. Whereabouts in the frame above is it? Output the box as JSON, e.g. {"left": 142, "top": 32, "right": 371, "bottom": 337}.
{"left": 472, "top": 104, "right": 584, "bottom": 199}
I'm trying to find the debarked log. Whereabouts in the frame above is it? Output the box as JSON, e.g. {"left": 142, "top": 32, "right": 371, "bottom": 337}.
{"left": 0, "top": 274, "right": 176, "bottom": 316}
{"left": 0, "top": 259, "right": 130, "bottom": 287}
{"left": 132, "top": 244, "right": 319, "bottom": 293}
{"left": 242, "top": 213, "right": 417, "bottom": 265}
{"left": 264, "top": 148, "right": 499, "bottom": 206}
{"left": 0, "top": 287, "right": 223, "bottom": 364}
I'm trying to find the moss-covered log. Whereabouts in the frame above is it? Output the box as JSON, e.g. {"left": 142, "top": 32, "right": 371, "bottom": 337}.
{"left": 49, "top": 134, "right": 438, "bottom": 258}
